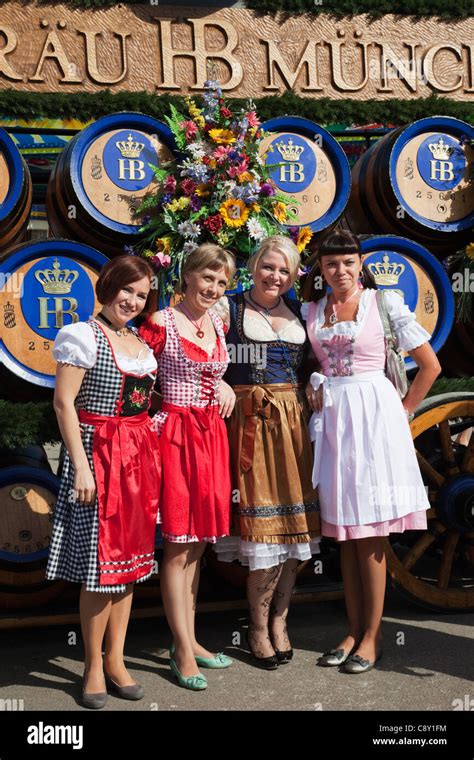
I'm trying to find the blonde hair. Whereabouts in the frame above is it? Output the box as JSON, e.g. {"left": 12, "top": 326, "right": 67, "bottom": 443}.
{"left": 179, "top": 243, "right": 236, "bottom": 293}
{"left": 248, "top": 235, "right": 300, "bottom": 282}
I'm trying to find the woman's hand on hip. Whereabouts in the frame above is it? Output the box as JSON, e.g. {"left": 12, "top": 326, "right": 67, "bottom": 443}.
{"left": 219, "top": 380, "right": 236, "bottom": 418}
{"left": 306, "top": 380, "right": 324, "bottom": 413}
{"left": 73, "top": 465, "right": 97, "bottom": 506}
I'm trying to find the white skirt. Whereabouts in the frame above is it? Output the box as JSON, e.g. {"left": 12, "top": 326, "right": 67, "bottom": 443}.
{"left": 309, "top": 370, "right": 430, "bottom": 527}
{"left": 213, "top": 535, "right": 321, "bottom": 571}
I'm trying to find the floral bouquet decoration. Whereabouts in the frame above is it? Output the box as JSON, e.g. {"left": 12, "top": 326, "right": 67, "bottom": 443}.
{"left": 135, "top": 77, "right": 313, "bottom": 303}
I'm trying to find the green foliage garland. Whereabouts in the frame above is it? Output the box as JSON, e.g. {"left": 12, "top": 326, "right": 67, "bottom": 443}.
{"left": 246, "top": 0, "right": 472, "bottom": 19}
{"left": 0, "top": 91, "right": 472, "bottom": 127}
{"left": 7, "top": 0, "right": 470, "bottom": 18}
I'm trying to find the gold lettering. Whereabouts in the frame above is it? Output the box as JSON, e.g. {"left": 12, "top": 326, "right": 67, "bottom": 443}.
{"left": 329, "top": 41, "right": 371, "bottom": 91}
{"left": 279, "top": 163, "right": 305, "bottom": 183}
{"left": 118, "top": 159, "right": 145, "bottom": 181}
{"left": 30, "top": 31, "right": 82, "bottom": 83}
{"left": 263, "top": 40, "right": 322, "bottom": 92}
{"left": 77, "top": 30, "right": 130, "bottom": 85}
{"left": 38, "top": 297, "right": 79, "bottom": 329}
{"left": 430, "top": 161, "right": 455, "bottom": 181}
{"left": 0, "top": 27, "right": 22, "bottom": 81}
{"left": 376, "top": 44, "right": 419, "bottom": 93}
{"left": 423, "top": 44, "right": 463, "bottom": 92}
{"left": 157, "top": 19, "right": 243, "bottom": 91}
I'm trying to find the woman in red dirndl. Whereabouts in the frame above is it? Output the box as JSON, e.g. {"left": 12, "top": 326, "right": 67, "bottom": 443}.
{"left": 47, "top": 256, "right": 161, "bottom": 709}
{"left": 139, "top": 244, "right": 236, "bottom": 691}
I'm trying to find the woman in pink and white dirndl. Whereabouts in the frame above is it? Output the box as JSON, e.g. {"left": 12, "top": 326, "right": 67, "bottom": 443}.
{"left": 302, "top": 230, "right": 441, "bottom": 674}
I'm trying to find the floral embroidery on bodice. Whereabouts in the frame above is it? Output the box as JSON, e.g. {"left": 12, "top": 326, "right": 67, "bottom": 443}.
{"left": 320, "top": 334, "right": 356, "bottom": 377}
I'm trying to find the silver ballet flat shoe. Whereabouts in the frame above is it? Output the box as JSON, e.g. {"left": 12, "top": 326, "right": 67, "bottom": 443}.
{"left": 318, "top": 647, "right": 354, "bottom": 667}
{"left": 343, "top": 651, "right": 383, "bottom": 674}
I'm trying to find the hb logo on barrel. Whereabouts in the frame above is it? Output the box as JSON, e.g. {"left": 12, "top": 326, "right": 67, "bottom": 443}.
{"left": 265, "top": 134, "right": 317, "bottom": 193}
{"left": 417, "top": 134, "right": 465, "bottom": 190}
{"left": 102, "top": 130, "right": 156, "bottom": 190}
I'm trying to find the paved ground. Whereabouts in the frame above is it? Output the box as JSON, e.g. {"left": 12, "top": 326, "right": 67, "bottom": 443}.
{"left": 0, "top": 588, "right": 472, "bottom": 712}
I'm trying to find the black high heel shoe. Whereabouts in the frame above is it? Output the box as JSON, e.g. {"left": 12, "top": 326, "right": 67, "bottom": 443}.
{"left": 269, "top": 619, "right": 293, "bottom": 664}
{"left": 245, "top": 630, "right": 279, "bottom": 670}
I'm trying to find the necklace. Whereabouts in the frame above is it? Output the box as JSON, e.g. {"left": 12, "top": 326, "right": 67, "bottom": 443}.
{"left": 328, "top": 287, "right": 361, "bottom": 325}
{"left": 97, "top": 311, "right": 130, "bottom": 337}
{"left": 248, "top": 290, "right": 281, "bottom": 317}
{"left": 178, "top": 302, "right": 207, "bottom": 339}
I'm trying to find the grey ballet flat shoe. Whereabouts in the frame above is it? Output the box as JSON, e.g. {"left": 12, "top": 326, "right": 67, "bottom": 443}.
{"left": 81, "top": 689, "right": 107, "bottom": 709}
{"left": 318, "top": 647, "right": 354, "bottom": 667}
{"left": 105, "top": 674, "right": 145, "bottom": 700}
{"left": 342, "top": 651, "right": 383, "bottom": 674}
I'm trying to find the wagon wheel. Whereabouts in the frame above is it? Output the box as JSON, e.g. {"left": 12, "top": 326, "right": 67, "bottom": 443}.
{"left": 385, "top": 393, "right": 474, "bottom": 612}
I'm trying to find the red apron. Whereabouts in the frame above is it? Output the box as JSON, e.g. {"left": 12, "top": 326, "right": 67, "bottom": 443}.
{"left": 79, "top": 409, "right": 161, "bottom": 586}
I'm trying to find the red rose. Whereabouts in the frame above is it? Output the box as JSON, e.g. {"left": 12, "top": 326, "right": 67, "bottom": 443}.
{"left": 130, "top": 389, "right": 146, "bottom": 406}
{"left": 220, "top": 107, "right": 232, "bottom": 118}
{"left": 204, "top": 214, "right": 223, "bottom": 234}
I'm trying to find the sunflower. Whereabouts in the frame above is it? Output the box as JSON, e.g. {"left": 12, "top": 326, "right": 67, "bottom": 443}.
{"left": 296, "top": 226, "right": 313, "bottom": 252}
{"left": 220, "top": 198, "right": 250, "bottom": 228}
{"left": 209, "top": 128, "right": 236, "bottom": 145}
{"left": 466, "top": 243, "right": 474, "bottom": 261}
{"left": 272, "top": 201, "right": 287, "bottom": 223}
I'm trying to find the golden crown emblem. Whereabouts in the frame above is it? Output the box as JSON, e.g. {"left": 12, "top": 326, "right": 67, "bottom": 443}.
{"left": 275, "top": 138, "right": 304, "bottom": 162}
{"left": 116, "top": 132, "right": 145, "bottom": 159}
{"left": 34, "top": 259, "right": 79, "bottom": 294}
{"left": 428, "top": 137, "right": 455, "bottom": 161}
{"left": 367, "top": 254, "right": 405, "bottom": 286}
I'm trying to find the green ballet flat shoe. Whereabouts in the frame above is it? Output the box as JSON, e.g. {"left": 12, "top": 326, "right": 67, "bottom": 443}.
{"left": 169, "top": 659, "right": 207, "bottom": 691}
{"left": 169, "top": 643, "right": 232, "bottom": 669}
{"left": 195, "top": 652, "right": 233, "bottom": 669}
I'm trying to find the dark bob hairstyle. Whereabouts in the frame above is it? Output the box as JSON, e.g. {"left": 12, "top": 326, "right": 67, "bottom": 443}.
{"left": 95, "top": 254, "right": 157, "bottom": 315}
{"left": 301, "top": 228, "right": 377, "bottom": 303}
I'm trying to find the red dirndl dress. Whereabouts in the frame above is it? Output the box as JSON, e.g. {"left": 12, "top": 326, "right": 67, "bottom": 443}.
{"left": 139, "top": 308, "right": 232, "bottom": 543}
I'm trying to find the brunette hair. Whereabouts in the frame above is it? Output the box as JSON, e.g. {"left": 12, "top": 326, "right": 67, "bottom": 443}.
{"left": 96, "top": 254, "right": 157, "bottom": 315}
{"left": 179, "top": 243, "right": 236, "bottom": 294}
{"left": 301, "top": 229, "right": 377, "bottom": 303}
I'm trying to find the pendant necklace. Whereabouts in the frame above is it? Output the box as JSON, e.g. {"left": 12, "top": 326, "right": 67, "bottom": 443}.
{"left": 328, "top": 287, "right": 361, "bottom": 325}
{"left": 178, "top": 302, "right": 207, "bottom": 339}
{"left": 97, "top": 311, "right": 130, "bottom": 337}
{"left": 248, "top": 290, "right": 281, "bottom": 317}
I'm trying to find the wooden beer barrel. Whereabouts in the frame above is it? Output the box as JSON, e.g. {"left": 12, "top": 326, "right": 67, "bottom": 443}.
{"left": 0, "top": 466, "right": 66, "bottom": 610}
{"left": 345, "top": 117, "right": 474, "bottom": 258}
{"left": 0, "top": 128, "right": 32, "bottom": 253}
{"left": 0, "top": 239, "right": 108, "bottom": 393}
{"left": 260, "top": 117, "right": 351, "bottom": 234}
{"left": 359, "top": 235, "right": 455, "bottom": 372}
{"left": 0, "top": 445, "right": 52, "bottom": 471}
{"left": 47, "top": 112, "right": 176, "bottom": 256}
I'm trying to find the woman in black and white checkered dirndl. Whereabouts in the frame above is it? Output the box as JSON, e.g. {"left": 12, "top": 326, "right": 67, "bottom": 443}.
{"left": 46, "top": 320, "right": 160, "bottom": 593}
{"left": 46, "top": 254, "right": 161, "bottom": 707}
